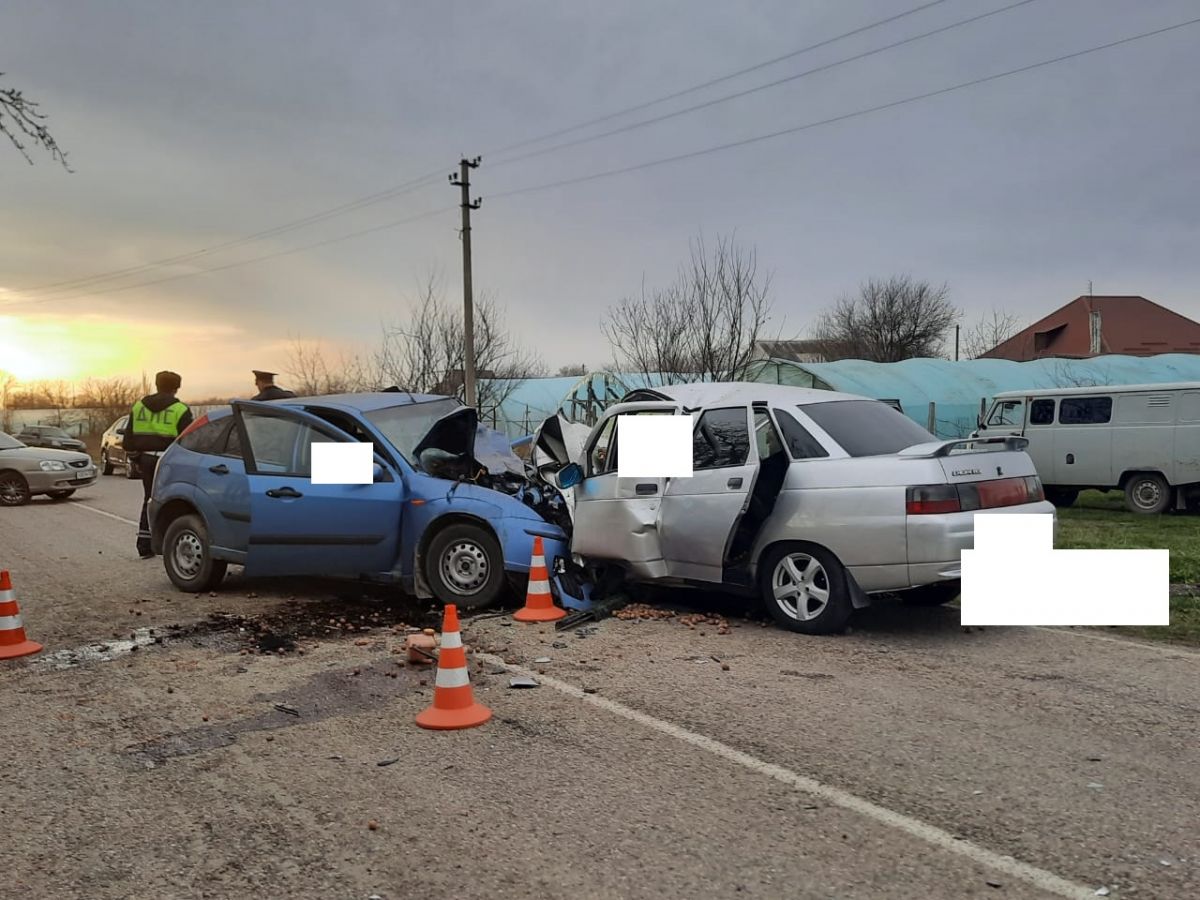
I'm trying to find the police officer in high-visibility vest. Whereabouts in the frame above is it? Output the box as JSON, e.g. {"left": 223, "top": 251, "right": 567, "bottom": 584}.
{"left": 125, "top": 370, "right": 193, "bottom": 558}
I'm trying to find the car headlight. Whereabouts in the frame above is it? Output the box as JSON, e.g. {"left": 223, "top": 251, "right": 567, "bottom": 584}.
{"left": 39, "top": 460, "right": 68, "bottom": 471}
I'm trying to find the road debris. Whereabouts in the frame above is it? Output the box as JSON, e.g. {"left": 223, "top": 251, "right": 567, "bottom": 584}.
{"left": 533, "top": 656, "right": 551, "bottom": 664}
{"left": 509, "top": 676, "right": 540, "bottom": 688}
{"left": 1087, "top": 782, "right": 1103, "bottom": 790}
{"left": 274, "top": 704, "right": 301, "bottom": 717}
{"left": 367, "top": 820, "right": 379, "bottom": 831}
{"left": 377, "top": 758, "right": 400, "bottom": 767}
{"left": 1094, "top": 888, "right": 1111, "bottom": 896}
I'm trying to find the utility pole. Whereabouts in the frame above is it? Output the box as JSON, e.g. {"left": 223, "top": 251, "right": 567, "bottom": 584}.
{"left": 954, "top": 324, "right": 960, "bottom": 361}
{"left": 450, "top": 157, "right": 482, "bottom": 409}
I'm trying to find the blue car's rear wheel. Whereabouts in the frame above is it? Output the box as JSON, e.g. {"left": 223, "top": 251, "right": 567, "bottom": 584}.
{"left": 425, "top": 522, "right": 505, "bottom": 609}
{"left": 163, "top": 513, "right": 228, "bottom": 593}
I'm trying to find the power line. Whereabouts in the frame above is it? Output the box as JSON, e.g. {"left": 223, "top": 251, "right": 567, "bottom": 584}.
{"left": 1, "top": 206, "right": 456, "bottom": 309}
{"left": 488, "top": 0, "right": 957, "bottom": 158}
{"left": 489, "top": 0, "right": 1040, "bottom": 171}
{"left": 7, "top": 0, "right": 961, "bottom": 298}
{"left": 489, "top": 15, "right": 1200, "bottom": 202}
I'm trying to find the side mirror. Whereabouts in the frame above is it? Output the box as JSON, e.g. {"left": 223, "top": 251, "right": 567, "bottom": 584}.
{"left": 555, "top": 462, "right": 583, "bottom": 489}
{"left": 372, "top": 462, "right": 386, "bottom": 482}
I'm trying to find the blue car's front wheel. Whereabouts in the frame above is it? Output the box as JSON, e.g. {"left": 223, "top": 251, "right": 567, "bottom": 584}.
{"left": 425, "top": 522, "right": 506, "bottom": 609}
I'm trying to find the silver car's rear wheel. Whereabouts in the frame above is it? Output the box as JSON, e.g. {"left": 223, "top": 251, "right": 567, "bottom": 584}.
{"left": 760, "top": 543, "right": 852, "bottom": 635}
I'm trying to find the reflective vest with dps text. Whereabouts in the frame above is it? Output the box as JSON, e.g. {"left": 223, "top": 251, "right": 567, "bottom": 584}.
{"left": 127, "top": 398, "right": 189, "bottom": 452}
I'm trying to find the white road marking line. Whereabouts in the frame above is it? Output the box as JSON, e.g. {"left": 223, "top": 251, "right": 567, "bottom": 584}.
{"left": 480, "top": 653, "right": 1098, "bottom": 900}
{"left": 1033, "top": 625, "right": 1200, "bottom": 659}
{"left": 73, "top": 502, "right": 139, "bottom": 527}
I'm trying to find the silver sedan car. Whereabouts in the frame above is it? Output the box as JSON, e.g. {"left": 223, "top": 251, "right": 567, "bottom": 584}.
{"left": 550, "top": 383, "right": 1055, "bottom": 635}
{"left": 0, "top": 431, "right": 98, "bottom": 506}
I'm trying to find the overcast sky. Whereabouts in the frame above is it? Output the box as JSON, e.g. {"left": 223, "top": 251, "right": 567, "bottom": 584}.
{"left": 2, "top": 0, "right": 1199, "bottom": 397}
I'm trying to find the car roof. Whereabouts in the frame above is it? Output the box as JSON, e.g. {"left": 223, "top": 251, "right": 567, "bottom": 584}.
{"left": 274, "top": 391, "right": 455, "bottom": 413}
{"left": 992, "top": 381, "right": 1200, "bottom": 399}
{"left": 623, "top": 381, "right": 872, "bottom": 407}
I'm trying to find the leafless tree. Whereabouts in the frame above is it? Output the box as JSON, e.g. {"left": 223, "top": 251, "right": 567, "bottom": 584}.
{"left": 962, "top": 307, "right": 1024, "bottom": 359}
{"left": 810, "top": 276, "right": 959, "bottom": 362}
{"left": 75, "top": 376, "right": 141, "bottom": 433}
{"left": 603, "top": 233, "right": 773, "bottom": 383}
{"left": 556, "top": 364, "right": 588, "bottom": 377}
{"left": 1, "top": 74, "right": 70, "bottom": 169}
{"left": 285, "top": 338, "right": 379, "bottom": 396}
{"left": 1045, "top": 360, "right": 1113, "bottom": 389}
{"left": 0, "top": 370, "right": 16, "bottom": 432}
{"left": 373, "top": 274, "right": 545, "bottom": 417}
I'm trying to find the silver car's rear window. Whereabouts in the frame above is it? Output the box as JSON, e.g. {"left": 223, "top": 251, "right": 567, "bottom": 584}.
{"left": 798, "top": 400, "right": 934, "bottom": 457}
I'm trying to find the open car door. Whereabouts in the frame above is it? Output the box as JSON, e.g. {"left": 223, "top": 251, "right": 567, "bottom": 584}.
{"left": 232, "top": 401, "right": 405, "bottom": 578}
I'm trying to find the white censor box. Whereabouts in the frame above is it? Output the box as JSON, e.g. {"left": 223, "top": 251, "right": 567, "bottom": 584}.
{"left": 960, "top": 513, "right": 1169, "bottom": 627}
{"left": 617, "top": 414, "right": 693, "bottom": 479}
{"left": 310, "top": 442, "right": 374, "bottom": 485}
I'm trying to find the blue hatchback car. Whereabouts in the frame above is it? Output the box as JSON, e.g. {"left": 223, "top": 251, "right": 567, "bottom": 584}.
{"left": 147, "top": 393, "right": 571, "bottom": 608}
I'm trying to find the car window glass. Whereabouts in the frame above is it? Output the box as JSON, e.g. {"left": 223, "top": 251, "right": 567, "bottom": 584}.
{"left": 798, "top": 400, "right": 933, "bottom": 457}
{"left": 754, "top": 410, "right": 784, "bottom": 460}
{"left": 589, "top": 416, "right": 618, "bottom": 475}
{"left": 774, "top": 409, "right": 829, "bottom": 460}
{"left": 241, "top": 411, "right": 337, "bottom": 476}
{"left": 1029, "top": 399, "right": 1055, "bottom": 425}
{"left": 222, "top": 421, "right": 243, "bottom": 459}
{"left": 177, "top": 420, "right": 228, "bottom": 454}
{"left": 1058, "top": 396, "right": 1112, "bottom": 425}
{"left": 693, "top": 407, "right": 749, "bottom": 469}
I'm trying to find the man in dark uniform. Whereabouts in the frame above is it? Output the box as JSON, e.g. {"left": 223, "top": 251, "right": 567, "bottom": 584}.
{"left": 125, "top": 371, "right": 193, "bottom": 558}
{"left": 251, "top": 370, "right": 297, "bottom": 401}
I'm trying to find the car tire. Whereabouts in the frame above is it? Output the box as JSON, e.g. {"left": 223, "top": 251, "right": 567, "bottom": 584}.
{"left": 1124, "top": 473, "right": 1171, "bottom": 515}
{"left": 425, "top": 521, "right": 506, "bottom": 610}
{"left": 1044, "top": 487, "right": 1078, "bottom": 508}
{"left": 759, "top": 542, "right": 852, "bottom": 635}
{"left": 900, "top": 580, "right": 961, "bottom": 606}
{"left": 0, "top": 471, "right": 32, "bottom": 507}
{"left": 163, "top": 513, "right": 228, "bottom": 593}
{"left": 101, "top": 451, "right": 115, "bottom": 476}
{"left": 125, "top": 458, "right": 141, "bottom": 480}
{"left": 46, "top": 490, "right": 76, "bottom": 501}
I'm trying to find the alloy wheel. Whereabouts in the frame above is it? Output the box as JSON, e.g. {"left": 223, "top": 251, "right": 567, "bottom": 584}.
{"left": 771, "top": 552, "right": 831, "bottom": 622}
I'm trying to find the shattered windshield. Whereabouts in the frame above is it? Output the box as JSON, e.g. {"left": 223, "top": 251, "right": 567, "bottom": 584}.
{"left": 0, "top": 433, "right": 26, "bottom": 450}
{"left": 365, "top": 399, "right": 463, "bottom": 464}
{"left": 799, "top": 399, "right": 935, "bottom": 457}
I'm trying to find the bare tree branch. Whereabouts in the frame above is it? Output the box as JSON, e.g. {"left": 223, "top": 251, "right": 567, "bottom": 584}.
{"left": 810, "top": 275, "right": 959, "bottom": 362}
{"left": 603, "top": 233, "right": 774, "bottom": 383}
{"left": 962, "top": 307, "right": 1024, "bottom": 359}
{"left": 1, "top": 74, "right": 70, "bottom": 169}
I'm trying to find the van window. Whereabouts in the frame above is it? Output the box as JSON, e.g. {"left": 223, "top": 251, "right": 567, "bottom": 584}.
{"left": 1058, "top": 396, "right": 1112, "bottom": 425}
{"left": 774, "top": 409, "right": 829, "bottom": 460}
{"left": 693, "top": 407, "right": 750, "bottom": 469}
{"left": 1029, "top": 399, "right": 1055, "bottom": 425}
{"left": 988, "top": 400, "right": 1024, "bottom": 427}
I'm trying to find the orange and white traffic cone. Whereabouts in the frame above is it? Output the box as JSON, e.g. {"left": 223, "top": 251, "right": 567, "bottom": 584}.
{"left": 0, "top": 570, "right": 42, "bottom": 660}
{"left": 513, "top": 536, "right": 565, "bottom": 623}
{"left": 415, "top": 604, "right": 491, "bottom": 731}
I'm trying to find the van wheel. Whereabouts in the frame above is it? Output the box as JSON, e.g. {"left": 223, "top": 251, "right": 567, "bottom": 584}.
{"left": 1124, "top": 473, "right": 1170, "bottom": 515}
{"left": 1044, "top": 488, "right": 1078, "bottom": 508}
{"left": 759, "top": 543, "right": 852, "bottom": 635}
{"left": 425, "top": 522, "right": 505, "bottom": 610}
{"left": 163, "top": 514, "right": 228, "bottom": 592}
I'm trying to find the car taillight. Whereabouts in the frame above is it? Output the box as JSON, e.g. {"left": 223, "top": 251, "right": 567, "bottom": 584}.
{"left": 906, "top": 484, "right": 961, "bottom": 515}
{"left": 907, "top": 476, "right": 1045, "bottom": 515}
{"left": 177, "top": 414, "right": 209, "bottom": 439}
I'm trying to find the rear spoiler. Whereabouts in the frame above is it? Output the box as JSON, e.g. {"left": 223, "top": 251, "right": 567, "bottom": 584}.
{"left": 898, "top": 436, "right": 1030, "bottom": 458}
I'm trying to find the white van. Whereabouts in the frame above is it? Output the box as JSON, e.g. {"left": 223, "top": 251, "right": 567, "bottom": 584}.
{"left": 974, "top": 382, "right": 1200, "bottom": 514}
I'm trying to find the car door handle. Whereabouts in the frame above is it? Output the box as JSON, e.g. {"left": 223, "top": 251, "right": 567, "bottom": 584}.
{"left": 265, "top": 486, "right": 303, "bottom": 499}
{"left": 635, "top": 483, "right": 658, "bottom": 495}
{"left": 208, "top": 464, "right": 229, "bottom": 475}
{"left": 727, "top": 477, "right": 743, "bottom": 488}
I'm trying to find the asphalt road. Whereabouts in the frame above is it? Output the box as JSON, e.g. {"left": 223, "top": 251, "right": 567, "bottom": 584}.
{"left": 0, "top": 476, "right": 1197, "bottom": 899}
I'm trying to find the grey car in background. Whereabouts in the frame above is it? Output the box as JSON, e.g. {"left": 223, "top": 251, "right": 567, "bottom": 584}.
{"left": 550, "top": 383, "right": 1055, "bottom": 635}
{"left": 0, "top": 432, "right": 98, "bottom": 506}
{"left": 13, "top": 424, "right": 88, "bottom": 453}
